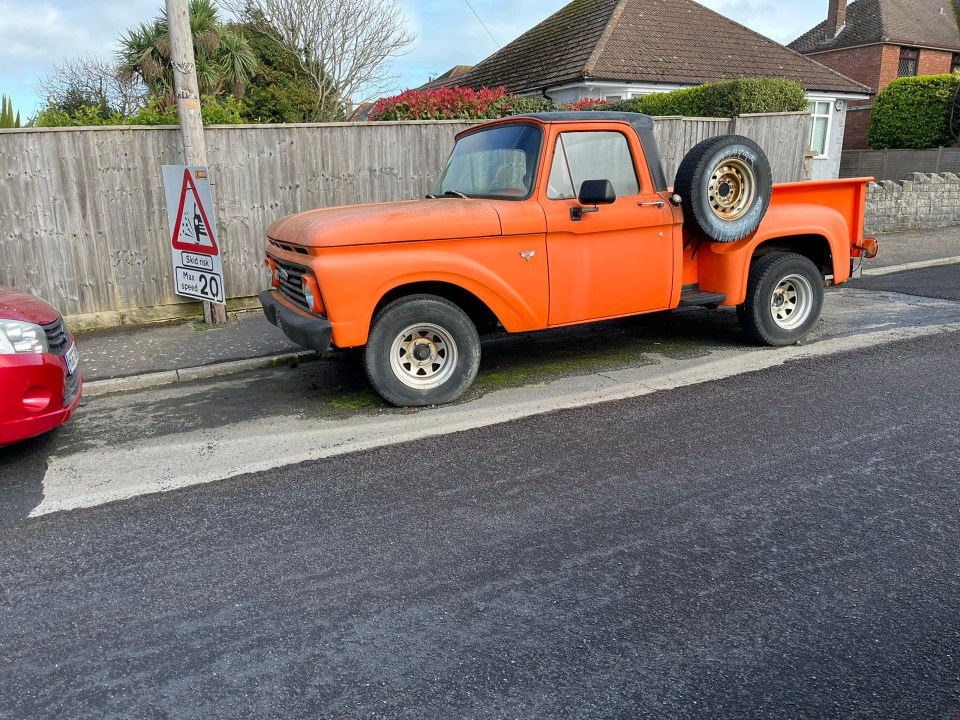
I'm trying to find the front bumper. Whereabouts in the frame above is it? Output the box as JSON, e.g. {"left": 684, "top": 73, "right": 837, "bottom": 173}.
{"left": 0, "top": 349, "right": 82, "bottom": 445}
{"left": 259, "top": 290, "right": 333, "bottom": 351}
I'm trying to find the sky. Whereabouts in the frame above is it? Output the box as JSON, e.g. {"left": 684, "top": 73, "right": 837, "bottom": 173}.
{"left": 0, "top": 0, "right": 834, "bottom": 119}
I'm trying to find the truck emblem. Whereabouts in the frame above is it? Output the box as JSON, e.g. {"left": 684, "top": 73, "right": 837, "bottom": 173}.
{"left": 519, "top": 251, "right": 536, "bottom": 261}
{"left": 278, "top": 266, "right": 289, "bottom": 281}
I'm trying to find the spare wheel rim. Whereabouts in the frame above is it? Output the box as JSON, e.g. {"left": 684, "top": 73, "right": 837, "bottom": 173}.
{"left": 389, "top": 322, "right": 459, "bottom": 390}
{"left": 708, "top": 158, "right": 756, "bottom": 222}
{"left": 770, "top": 273, "right": 814, "bottom": 330}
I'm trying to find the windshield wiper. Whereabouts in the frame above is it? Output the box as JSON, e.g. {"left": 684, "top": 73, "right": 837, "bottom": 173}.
{"left": 425, "top": 189, "right": 470, "bottom": 199}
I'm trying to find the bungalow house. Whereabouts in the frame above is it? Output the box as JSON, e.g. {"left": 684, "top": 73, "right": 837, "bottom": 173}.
{"left": 431, "top": 0, "right": 869, "bottom": 179}
{"left": 790, "top": 0, "right": 960, "bottom": 149}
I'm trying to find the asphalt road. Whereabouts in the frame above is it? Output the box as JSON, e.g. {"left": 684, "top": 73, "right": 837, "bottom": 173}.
{"left": 850, "top": 263, "right": 960, "bottom": 302}
{"left": 1, "top": 265, "right": 959, "bottom": 718}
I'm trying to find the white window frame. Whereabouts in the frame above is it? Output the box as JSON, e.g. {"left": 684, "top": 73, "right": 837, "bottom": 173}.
{"left": 807, "top": 98, "right": 833, "bottom": 159}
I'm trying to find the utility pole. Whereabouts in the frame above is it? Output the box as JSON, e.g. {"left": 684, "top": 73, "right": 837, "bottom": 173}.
{"left": 166, "top": 0, "right": 227, "bottom": 325}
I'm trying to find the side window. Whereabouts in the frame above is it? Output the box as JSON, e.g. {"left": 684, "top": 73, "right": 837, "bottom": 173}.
{"left": 546, "top": 131, "right": 640, "bottom": 200}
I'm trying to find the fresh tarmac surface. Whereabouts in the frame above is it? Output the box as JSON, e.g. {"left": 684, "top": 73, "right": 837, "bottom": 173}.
{"left": 1, "top": 265, "right": 958, "bottom": 718}
{"left": 1, "top": 331, "right": 958, "bottom": 719}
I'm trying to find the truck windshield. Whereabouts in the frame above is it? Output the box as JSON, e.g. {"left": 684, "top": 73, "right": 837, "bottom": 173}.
{"left": 433, "top": 124, "right": 542, "bottom": 200}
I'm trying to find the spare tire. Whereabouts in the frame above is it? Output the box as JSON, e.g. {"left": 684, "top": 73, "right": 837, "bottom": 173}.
{"left": 674, "top": 135, "right": 772, "bottom": 243}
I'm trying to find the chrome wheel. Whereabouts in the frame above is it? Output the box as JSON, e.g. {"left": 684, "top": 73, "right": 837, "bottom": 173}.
{"left": 389, "top": 322, "right": 458, "bottom": 390}
{"left": 770, "top": 273, "right": 815, "bottom": 330}
{"left": 708, "top": 158, "right": 756, "bottom": 222}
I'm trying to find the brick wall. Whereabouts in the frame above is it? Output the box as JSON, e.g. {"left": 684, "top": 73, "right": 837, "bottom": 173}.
{"left": 917, "top": 48, "right": 953, "bottom": 76}
{"left": 865, "top": 173, "right": 960, "bottom": 234}
{"left": 843, "top": 105, "right": 873, "bottom": 150}
{"left": 809, "top": 45, "right": 885, "bottom": 93}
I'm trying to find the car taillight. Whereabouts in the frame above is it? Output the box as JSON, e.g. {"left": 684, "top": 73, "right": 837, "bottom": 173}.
{"left": 265, "top": 257, "right": 280, "bottom": 288}
{"left": 854, "top": 237, "right": 879, "bottom": 260}
{"left": 301, "top": 275, "right": 325, "bottom": 314}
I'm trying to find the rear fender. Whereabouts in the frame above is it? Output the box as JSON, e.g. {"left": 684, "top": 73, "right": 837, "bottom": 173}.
{"left": 696, "top": 203, "right": 850, "bottom": 305}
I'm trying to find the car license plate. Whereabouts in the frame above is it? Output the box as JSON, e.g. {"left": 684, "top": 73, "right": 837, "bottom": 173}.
{"left": 65, "top": 343, "right": 79, "bottom": 376}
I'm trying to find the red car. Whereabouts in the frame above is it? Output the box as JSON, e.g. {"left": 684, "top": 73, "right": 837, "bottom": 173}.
{"left": 0, "top": 286, "right": 82, "bottom": 445}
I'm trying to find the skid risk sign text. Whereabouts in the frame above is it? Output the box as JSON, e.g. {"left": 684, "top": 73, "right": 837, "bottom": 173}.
{"left": 162, "top": 166, "right": 225, "bottom": 304}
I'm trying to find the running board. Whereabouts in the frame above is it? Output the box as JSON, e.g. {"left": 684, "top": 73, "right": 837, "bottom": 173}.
{"left": 679, "top": 286, "right": 727, "bottom": 307}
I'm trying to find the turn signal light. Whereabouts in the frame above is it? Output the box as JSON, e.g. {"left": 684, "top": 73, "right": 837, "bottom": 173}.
{"left": 301, "top": 274, "right": 325, "bottom": 315}
{"left": 265, "top": 257, "right": 280, "bottom": 288}
{"left": 857, "top": 237, "right": 879, "bottom": 259}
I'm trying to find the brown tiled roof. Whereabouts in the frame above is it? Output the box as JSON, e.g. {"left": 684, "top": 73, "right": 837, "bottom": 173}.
{"left": 419, "top": 65, "right": 475, "bottom": 90}
{"left": 437, "top": 0, "right": 868, "bottom": 95}
{"left": 791, "top": 0, "right": 960, "bottom": 54}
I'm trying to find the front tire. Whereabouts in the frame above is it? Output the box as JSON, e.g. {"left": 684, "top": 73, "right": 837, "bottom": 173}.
{"left": 737, "top": 253, "right": 824, "bottom": 346}
{"left": 364, "top": 294, "right": 480, "bottom": 407}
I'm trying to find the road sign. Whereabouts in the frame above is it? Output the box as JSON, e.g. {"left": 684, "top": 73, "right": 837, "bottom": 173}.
{"left": 162, "top": 165, "right": 225, "bottom": 304}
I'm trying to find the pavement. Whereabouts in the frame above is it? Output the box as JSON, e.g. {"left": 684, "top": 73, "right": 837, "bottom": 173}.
{"left": 71, "top": 225, "right": 960, "bottom": 395}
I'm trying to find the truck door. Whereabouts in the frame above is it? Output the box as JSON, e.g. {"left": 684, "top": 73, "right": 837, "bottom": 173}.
{"left": 539, "top": 128, "right": 674, "bottom": 326}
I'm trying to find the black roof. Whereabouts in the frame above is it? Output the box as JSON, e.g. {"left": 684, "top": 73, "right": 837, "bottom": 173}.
{"left": 510, "top": 112, "right": 667, "bottom": 192}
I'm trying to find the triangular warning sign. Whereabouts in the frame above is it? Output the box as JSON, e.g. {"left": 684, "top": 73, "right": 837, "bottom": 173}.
{"left": 171, "top": 169, "right": 219, "bottom": 255}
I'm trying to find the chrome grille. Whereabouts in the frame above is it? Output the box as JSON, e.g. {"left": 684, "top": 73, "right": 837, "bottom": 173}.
{"left": 274, "top": 258, "right": 311, "bottom": 311}
{"left": 268, "top": 238, "right": 310, "bottom": 255}
{"left": 63, "top": 367, "right": 81, "bottom": 408}
{"left": 42, "top": 318, "right": 71, "bottom": 356}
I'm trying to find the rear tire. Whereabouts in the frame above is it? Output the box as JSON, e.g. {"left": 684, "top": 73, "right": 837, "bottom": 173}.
{"left": 675, "top": 135, "right": 772, "bottom": 243}
{"left": 364, "top": 294, "right": 480, "bottom": 407}
{"left": 737, "top": 253, "right": 824, "bottom": 346}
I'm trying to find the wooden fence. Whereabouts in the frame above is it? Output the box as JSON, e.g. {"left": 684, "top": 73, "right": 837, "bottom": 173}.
{"left": 0, "top": 113, "right": 810, "bottom": 326}
{"left": 840, "top": 147, "right": 960, "bottom": 181}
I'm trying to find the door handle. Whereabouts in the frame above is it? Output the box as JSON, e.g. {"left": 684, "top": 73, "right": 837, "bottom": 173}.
{"left": 637, "top": 201, "right": 665, "bottom": 208}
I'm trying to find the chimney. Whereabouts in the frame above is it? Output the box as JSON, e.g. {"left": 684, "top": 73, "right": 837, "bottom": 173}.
{"left": 827, "top": 0, "right": 847, "bottom": 36}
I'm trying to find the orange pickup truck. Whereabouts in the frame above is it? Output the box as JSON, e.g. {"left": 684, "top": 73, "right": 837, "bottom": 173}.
{"left": 260, "top": 112, "right": 877, "bottom": 406}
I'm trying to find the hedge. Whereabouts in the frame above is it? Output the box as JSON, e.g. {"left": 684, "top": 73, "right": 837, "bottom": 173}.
{"left": 868, "top": 74, "right": 960, "bottom": 150}
{"left": 370, "top": 87, "right": 556, "bottom": 121}
{"left": 595, "top": 78, "right": 807, "bottom": 117}
{"left": 370, "top": 78, "right": 807, "bottom": 122}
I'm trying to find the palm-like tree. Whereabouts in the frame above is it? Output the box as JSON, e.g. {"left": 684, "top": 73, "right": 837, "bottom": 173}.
{"left": 118, "top": 0, "right": 256, "bottom": 107}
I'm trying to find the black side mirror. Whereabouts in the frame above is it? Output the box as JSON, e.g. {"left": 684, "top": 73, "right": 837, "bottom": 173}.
{"left": 578, "top": 179, "right": 617, "bottom": 206}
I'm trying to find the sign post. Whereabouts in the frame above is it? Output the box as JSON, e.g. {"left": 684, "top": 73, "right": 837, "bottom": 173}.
{"left": 163, "top": 165, "right": 225, "bottom": 305}
{"left": 165, "top": 0, "right": 227, "bottom": 324}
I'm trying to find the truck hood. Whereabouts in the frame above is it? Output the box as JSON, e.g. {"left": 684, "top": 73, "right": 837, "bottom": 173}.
{"left": 267, "top": 199, "right": 503, "bottom": 248}
{"left": 0, "top": 286, "right": 61, "bottom": 325}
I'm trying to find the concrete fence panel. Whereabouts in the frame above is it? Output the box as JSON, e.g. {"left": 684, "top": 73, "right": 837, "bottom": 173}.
{"left": 0, "top": 114, "right": 810, "bottom": 327}
{"left": 841, "top": 147, "right": 960, "bottom": 182}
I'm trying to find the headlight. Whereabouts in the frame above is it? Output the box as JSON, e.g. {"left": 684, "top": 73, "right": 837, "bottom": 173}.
{"left": 302, "top": 278, "right": 316, "bottom": 310}
{"left": 0, "top": 320, "right": 49, "bottom": 355}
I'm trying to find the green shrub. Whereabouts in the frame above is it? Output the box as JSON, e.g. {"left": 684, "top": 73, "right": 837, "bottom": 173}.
{"left": 868, "top": 74, "right": 960, "bottom": 149}
{"left": 34, "top": 96, "right": 246, "bottom": 127}
{"left": 588, "top": 78, "right": 807, "bottom": 118}
{"left": 1, "top": 95, "right": 21, "bottom": 128}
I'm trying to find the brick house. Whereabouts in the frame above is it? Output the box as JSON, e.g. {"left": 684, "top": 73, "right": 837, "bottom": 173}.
{"left": 790, "top": 0, "right": 960, "bottom": 149}
{"left": 430, "top": 0, "right": 868, "bottom": 179}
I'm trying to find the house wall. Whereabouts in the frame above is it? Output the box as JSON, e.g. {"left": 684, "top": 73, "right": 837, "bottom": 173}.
{"left": 843, "top": 104, "right": 873, "bottom": 150}
{"left": 808, "top": 45, "right": 885, "bottom": 95}
{"left": 917, "top": 48, "right": 954, "bottom": 76}
{"left": 812, "top": 102, "right": 848, "bottom": 181}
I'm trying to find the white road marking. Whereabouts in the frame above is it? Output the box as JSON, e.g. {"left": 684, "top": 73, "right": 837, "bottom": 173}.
{"left": 31, "top": 310, "right": 960, "bottom": 517}
{"left": 863, "top": 256, "right": 960, "bottom": 277}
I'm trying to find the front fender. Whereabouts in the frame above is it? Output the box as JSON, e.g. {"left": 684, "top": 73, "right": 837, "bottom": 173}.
{"left": 313, "top": 235, "right": 549, "bottom": 347}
